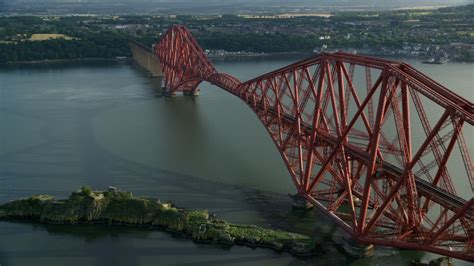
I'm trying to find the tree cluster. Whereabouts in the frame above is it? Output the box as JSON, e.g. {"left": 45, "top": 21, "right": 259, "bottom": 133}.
{"left": 0, "top": 32, "right": 131, "bottom": 63}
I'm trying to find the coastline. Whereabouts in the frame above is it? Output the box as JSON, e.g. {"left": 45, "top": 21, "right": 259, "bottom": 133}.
{"left": 1, "top": 57, "right": 131, "bottom": 65}
{"left": 2, "top": 52, "right": 471, "bottom": 65}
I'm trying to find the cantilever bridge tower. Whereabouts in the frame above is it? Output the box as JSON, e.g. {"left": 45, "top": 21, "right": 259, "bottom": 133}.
{"left": 136, "top": 25, "right": 474, "bottom": 261}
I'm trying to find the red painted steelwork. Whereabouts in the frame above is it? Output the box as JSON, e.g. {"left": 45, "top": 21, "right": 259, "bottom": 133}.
{"left": 154, "top": 25, "right": 474, "bottom": 262}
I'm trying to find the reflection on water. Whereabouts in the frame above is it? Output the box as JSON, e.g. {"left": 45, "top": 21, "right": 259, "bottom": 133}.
{"left": 0, "top": 58, "right": 472, "bottom": 266}
{"left": 8, "top": 221, "right": 155, "bottom": 242}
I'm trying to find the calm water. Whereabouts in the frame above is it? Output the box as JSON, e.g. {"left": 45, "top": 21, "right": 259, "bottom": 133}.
{"left": 0, "top": 56, "right": 472, "bottom": 266}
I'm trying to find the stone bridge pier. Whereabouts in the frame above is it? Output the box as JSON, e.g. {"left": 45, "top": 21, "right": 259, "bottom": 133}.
{"left": 130, "top": 40, "right": 201, "bottom": 97}
{"left": 129, "top": 40, "right": 163, "bottom": 78}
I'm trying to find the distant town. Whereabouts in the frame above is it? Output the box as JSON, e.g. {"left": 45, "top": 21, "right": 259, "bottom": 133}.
{"left": 0, "top": 4, "right": 472, "bottom": 63}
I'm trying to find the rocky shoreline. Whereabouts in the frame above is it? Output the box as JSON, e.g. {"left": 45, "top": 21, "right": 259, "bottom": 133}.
{"left": 0, "top": 186, "right": 322, "bottom": 257}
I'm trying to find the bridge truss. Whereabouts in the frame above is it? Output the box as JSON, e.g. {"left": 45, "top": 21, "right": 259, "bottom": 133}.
{"left": 154, "top": 25, "right": 474, "bottom": 261}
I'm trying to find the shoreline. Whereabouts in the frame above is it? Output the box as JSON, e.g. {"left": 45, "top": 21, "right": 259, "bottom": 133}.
{"left": 210, "top": 52, "right": 473, "bottom": 64}
{"left": 1, "top": 57, "right": 131, "bottom": 65}
{"left": 2, "top": 53, "right": 471, "bottom": 65}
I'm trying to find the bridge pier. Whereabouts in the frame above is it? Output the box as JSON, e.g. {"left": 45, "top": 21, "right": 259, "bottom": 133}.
{"left": 164, "top": 90, "right": 177, "bottom": 97}
{"left": 337, "top": 235, "right": 374, "bottom": 258}
{"left": 129, "top": 40, "right": 163, "bottom": 78}
{"left": 183, "top": 89, "right": 200, "bottom": 96}
{"left": 289, "top": 194, "right": 314, "bottom": 210}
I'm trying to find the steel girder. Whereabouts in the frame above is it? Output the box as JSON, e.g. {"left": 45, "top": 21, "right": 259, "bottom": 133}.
{"left": 154, "top": 25, "right": 474, "bottom": 262}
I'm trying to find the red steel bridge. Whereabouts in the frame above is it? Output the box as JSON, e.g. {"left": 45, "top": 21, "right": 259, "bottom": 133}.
{"left": 150, "top": 25, "right": 473, "bottom": 261}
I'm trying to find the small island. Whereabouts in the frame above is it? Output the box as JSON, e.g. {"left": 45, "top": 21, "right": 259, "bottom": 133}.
{"left": 0, "top": 186, "right": 321, "bottom": 257}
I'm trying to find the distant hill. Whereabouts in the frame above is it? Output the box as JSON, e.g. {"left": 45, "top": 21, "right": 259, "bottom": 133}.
{"left": 5, "top": 0, "right": 472, "bottom": 4}
{"left": 2, "top": 0, "right": 473, "bottom": 14}
{"left": 6, "top": 0, "right": 472, "bottom": 4}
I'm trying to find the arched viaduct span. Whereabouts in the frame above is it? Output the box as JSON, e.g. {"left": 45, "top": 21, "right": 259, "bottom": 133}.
{"left": 150, "top": 25, "right": 474, "bottom": 261}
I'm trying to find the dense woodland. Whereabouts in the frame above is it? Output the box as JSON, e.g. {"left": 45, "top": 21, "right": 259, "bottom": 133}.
{"left": 0, "top": 5, "right": 472, "bottom": 63}
{"left": 0, "top": 33, "right": 130, "bottom": 62}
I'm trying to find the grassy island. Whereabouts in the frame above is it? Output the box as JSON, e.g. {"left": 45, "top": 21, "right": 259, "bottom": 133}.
{"left": 0, "top": 186, "right": 321, "bottom": 257}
